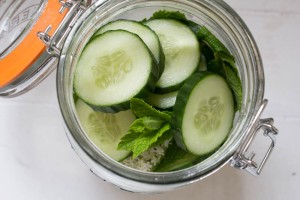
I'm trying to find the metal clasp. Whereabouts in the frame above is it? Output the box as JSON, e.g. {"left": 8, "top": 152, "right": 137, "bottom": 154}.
{"left": 231, "top": 100, "right": 278, "bottom": 176}
{"left": 37, "top": 0, "right": 88, "bottom": 56}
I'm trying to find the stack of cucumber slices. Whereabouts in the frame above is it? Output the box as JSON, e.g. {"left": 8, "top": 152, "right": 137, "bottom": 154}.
{"left": 74, "top": 10, "right": 242, "bottom": 172}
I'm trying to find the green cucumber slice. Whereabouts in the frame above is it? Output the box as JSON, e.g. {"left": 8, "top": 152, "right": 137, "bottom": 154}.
{"left": 145, "top": 91, "right": 178, "bottom": 110}
{"left": 144, "top": 19, "right": 200, "bottom": 93}
{"left": 75, "top": 99, "right": 136, "bottom": 161}
{"left": 74, "top": 30, "right": 159, "bottom": 112}
{"left": 93, "top": 19, "right": 165, "bottom": 76}
{"left": 173, "top": 72, "right": 235, "bottom": 156}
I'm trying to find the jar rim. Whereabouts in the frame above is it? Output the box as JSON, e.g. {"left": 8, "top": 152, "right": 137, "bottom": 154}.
{"left": 57, "top": 0, "right": 265, "bottom": 191}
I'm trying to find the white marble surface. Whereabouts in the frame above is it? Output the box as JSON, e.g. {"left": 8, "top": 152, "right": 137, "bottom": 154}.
{"left": 0, "top": 0, "right": 299, "bottom": 199}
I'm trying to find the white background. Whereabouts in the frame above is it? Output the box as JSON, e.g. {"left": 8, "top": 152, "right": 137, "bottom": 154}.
{"left": 0, "top": 0, "right": 299, "bottom": 199}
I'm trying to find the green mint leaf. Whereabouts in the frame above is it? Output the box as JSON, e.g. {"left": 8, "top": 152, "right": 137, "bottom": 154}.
{"left": 150, "top": 129, "right": 173, "bottom": 148}
{"left": 223, "top": 64, "right": 243, "bottom": 111}
{"left": 207, "top": 55, "right": 223, "bottom": 73}
{"left": 129, "top": 117, "right": 163, "bottom": 133}
{"left": 130, "top": 98, "right": 171, "bottom": 122}
{"left": 118, "top": 117, "right": 162, "bottom": 150}
{"left": 200, "top": 43, "right": 215, "bottom": 64}
{"left": 215, "top": 51, "right": 236, "bottom": 66}
{"left": 215, "top": 51, "right": 242, "bottom": 111}
{"left": 154, "top": 140, "right": 200, "bottom": 172}
{"left": 132, "top": 124, "right": 171, "bottom": 158}
{"left": 207, "top": 54, "right": 242, "bottom": 111}
{"left": 117, "top": 130, "right": 143, "bottom": 153}
{"left": 198, "top": 26, "right": 243, "bottom": 110}
{"left": 150, "top": 10, "right": 187, "bottom": 21}
{"left": 141, "top": 117, "right": 164, "bottom": 130}
{"left": 140, "top": 18, "right": 147, "bottom": 23}
{"left": 197, "top": 26, "right": 231, "bottom": 56}
{"left": 118, "top": 122, "right": 171, "bottom": 158}
{"left": 148, "top": 10, "right": 201, "bottom": 33}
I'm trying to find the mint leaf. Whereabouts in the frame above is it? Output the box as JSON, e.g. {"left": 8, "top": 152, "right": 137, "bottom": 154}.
{"left": 148, "top": 10, "right": 201, "bottom": 33}
{"left": 223, "top": 64, "right": 243, "bottom": 111}
{"left": 215, "top": 51, "right": 236, "bottom": 66}
{"left": 118, "top": 131, "right": 140, "bottom": 153}
{"left": 150, "top": 129, "right": 173, "bottom": 148}
{"left": 207, "top": 56, "right": 223, "bottom": 73}
{"left": 150, "top": 10, "right": 187, "bottom": 21}
{"left": 200, "top": 43, "right": 215, "bottom": 63}
{"left": 197, "top": 26, "right": 231, "bottom": 56}
{"left": 129, "top": 117, "right": 164, "bottom": 133}
{"left": 154, "top": 140, "right": 200, "bottom": 172}
{"left": 130, "top": 98, "right": 171, "bottom": 122}
{"left": 118, "top": 99, "right": 174, "bottom": 158}
{"left": 140, "top": 117, "right": 164, "bottom": 131}
{"left": 118, "top": 117, "right": 162, "bottom": 150}
{"left": 118, "top": 121, "right": 171, "bottom": 158}
{"left": 207, "top": 53, "right": 243, "bottom": 111}
{"left": 198, "top": 27, "right": 243, "bottom": 110}
{"left": 131, "top": 124, "right": 171, "bottom": 158}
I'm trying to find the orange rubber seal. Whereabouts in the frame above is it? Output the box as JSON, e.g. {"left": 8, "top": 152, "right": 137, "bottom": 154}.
{"left": 0, "top": 1, "right": 67, "bottom": 88}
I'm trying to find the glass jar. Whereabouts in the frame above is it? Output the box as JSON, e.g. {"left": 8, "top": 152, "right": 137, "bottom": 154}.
{"left": 0, "top": 0, "right": 278, "bottom": 193}
{"left": 56, "top": 0, "right": 278, "bottom": 193}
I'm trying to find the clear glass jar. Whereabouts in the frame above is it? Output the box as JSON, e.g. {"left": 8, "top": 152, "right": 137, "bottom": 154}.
{"left": 55, "top": 0, "right": 278, "bottom": 193}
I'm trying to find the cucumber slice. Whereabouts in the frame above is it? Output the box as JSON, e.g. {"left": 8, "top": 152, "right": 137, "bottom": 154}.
{"left": 93, "top": 19, "right": 165, "bottom": 76}
{"left": 75, "top": 99, "right": 136, "bottom": 161}
{"left": 74, "top": 30, "right": 159, "bottom": 112}
{"left": 144, "top": 19, "right": 200, "bottom": 93}
{"left": 145, "top": 91, "right": 178, "bottom": 110}
{"left": 173, "top": 72, "right": 235, "bottom": 156}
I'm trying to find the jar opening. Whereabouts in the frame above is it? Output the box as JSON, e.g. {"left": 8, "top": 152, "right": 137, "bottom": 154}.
{"left": 57, "top": 0, "right": 264, "bottom": 191}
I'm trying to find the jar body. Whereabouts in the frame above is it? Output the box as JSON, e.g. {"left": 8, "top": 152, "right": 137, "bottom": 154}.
{"left": 57, "top": 0, "right": 265, "bottom": 192}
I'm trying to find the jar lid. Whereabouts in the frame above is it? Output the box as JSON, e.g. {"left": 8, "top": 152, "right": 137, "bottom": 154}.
{"left": 0, "top": 0, "right": 68, "bottom": 88}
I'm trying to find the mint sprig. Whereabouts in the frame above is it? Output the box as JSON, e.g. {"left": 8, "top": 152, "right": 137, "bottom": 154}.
{"left": 149, "top": 10, "right": 187, "bottom": 21}
{"left": 207, "top": 51, "right": 243, "bottom": 111}
{"left": 130, "top": 98, "right": 171, "bottom": 122}
{"left": 198, "top": 26, "right": 243, "bottom": 110}
{"left": 118, "top": 98, "right": 172, "bottom": 158}
{"left": 148, "top": 10, "right": 201, "bottom": 33}
{"left": 197, "top": 26, "right": 232, "bottom": 56}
